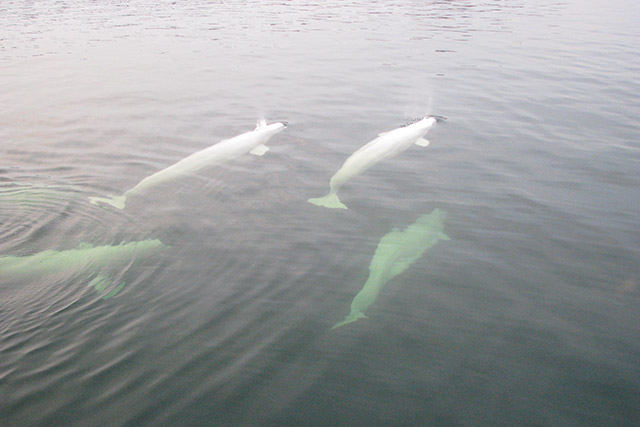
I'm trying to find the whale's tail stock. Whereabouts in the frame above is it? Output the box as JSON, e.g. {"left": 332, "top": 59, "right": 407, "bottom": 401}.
{"left": 308, "top": 193, "right": 347, "bottom": 209}
{"left": 89, "top": 195, "right": 126, "bottom": 210}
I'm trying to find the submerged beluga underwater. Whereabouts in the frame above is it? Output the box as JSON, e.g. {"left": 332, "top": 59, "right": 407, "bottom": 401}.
{"left": 331, "top": 209, "right": 449, "bottom": 330}
{"left": 90, "top": 120, "right": 287, "bottom": 209}
{"left": 0, "top": 239, "right": 166, "bottom": 299}
{"left": 309, "top": 116, "right": 440, "bottom": 209}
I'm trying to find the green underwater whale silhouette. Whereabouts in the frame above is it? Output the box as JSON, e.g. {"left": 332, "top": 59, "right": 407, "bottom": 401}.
{"left": 332, "top": 209, "right": 449, "bottom": 329}
{"left": 0, "top": 239, "right": 165, "bottom": 299}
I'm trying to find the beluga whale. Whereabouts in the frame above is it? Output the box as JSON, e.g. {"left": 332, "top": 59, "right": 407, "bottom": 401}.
{"left": 331, "top": 209, "right": 449, "bottom": 330}
{"left": 0, "top": 239, "right": 166, "bottom": 299}
{"left": 308, "top": 116, "right": 441, "bottom": 209}
{"left": 89, "top": 119, "right": 288, "bottom": 209}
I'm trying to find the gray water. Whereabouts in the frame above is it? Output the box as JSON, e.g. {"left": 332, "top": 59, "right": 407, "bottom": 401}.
{"left": 1, "top": 0, "right": 639, "bottom": 425}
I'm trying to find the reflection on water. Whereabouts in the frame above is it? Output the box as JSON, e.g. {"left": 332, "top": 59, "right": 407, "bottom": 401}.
{"left": 0, "top": 184, "right": 77, "bottom": 211}
{"left": 1, "top": 0, "right": 639, "bottom": 425}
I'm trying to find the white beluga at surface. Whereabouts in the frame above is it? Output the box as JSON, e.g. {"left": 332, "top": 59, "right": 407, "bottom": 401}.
{"left": 331, "top": 209, "right": 449, "bottom": 330}
{"left": 308, "top": 116, "right": 440, "bottom": 209}
{"left": 90, "top": 120, "right": 288, "bottom": 209}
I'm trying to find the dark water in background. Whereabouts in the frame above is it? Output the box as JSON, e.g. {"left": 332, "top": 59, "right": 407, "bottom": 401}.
{"left": 1, "top": 0, "right": 639, "bottom": 425}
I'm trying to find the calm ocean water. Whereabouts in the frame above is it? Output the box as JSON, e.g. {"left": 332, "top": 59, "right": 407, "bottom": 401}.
{"left": 1, "top": 0, "right": 639, "bottom": 425}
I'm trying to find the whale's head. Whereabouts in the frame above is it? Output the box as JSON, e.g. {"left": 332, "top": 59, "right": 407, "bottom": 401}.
{"left": 416, "top": 208, "right": 448, "bottom": 230}
{"left": 417, "top": 116, "right": 437, "bottom": 129}
{"left": 430, "top": 208, "right": 447, "bottom": 224}
{"left": 404, "top": 116, "right": 439, "bottom": 130}
{"left": 271, "top": 121, "right": 288, "bottom": 130}
{"left": 426, "top": 115, "right": 447, "bottom": 123}
{"left": 256, "top": 120, "right": 287, "bottom": 135}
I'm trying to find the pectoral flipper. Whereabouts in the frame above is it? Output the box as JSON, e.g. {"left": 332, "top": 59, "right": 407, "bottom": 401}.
{"left": 250, "top": 144, "right": 269, "bottom": 156}
{"left": 87, "top": 273, "right": 126, "bottom": 299}
{"left": 89, "top": 195, "right": 126, "bottom": 209}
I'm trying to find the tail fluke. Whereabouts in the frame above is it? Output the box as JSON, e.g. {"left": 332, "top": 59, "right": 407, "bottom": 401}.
{"left": 308, "top": 193, "right": 347, "bottom": 209}
{"left": 330, "top": 311, "right": 367, "bottom": 330}
{"left": 89, "top": 195, "right": 126, "bottom": 209}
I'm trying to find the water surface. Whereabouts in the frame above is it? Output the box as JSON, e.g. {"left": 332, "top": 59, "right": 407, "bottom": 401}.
{"left": 1, "top": 0, "right": 639, "bottom": 425}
